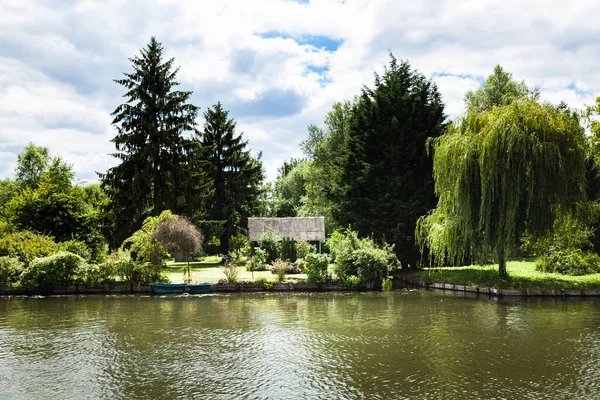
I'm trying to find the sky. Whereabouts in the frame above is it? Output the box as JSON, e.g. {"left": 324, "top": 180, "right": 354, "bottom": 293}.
{"left": 1, "top": 0, "right": 599, "bottom": 183}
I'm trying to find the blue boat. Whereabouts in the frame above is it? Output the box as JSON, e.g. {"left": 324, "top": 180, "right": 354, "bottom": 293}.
{"left": 150, "top": 283, "right": 187, "bottom": 294}
{"left": 186, "top": 283, "right": 212, "bottom": 294}
{"left": 150, "top": 283, "right": 212, "bottom": 294}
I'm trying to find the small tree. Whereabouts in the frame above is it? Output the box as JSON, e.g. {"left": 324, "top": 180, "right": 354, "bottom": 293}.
{"left": 152, "top": 216, "right": 203, "bottom": 282}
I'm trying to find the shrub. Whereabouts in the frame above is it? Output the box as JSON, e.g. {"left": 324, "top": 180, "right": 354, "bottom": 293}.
{"left": 280, "top": 236, "right": 297, "bottom": 262}
{"left": 304, "top": 253, "right": 330, "bottom": 283}
{"left": 536, "top": 249, "right": 600, "bottom": 276}
{"left": 327, "top": 229, "right": 361, "bottom": 279}
{"left": 0, "top": 256, "right": 25, "bottom": 286}
{"left": 0, "top": 231, "right": 60, "bottom": 264}
{"left": 353, "top": 245, "right": 390, "bottom": 288}
{"left": 270, "top": 260, "right": 290, "bottom": 283}
{"left": 296, "top": 239, "right": 313, "bottom": 259}
{"left": 222, "top": 257, "right": 240, "bottom": 283}
{"left": 247, "top": 248, "right": 267, "bottom": 271}
{"left": 344, "top": 275, "right": 362, "bottom": 290}
{"left": 20, "top": 251, "right": 88, "bottom": 288}
{"left": 59, "top": 240, "right": 92, "bottom": 261}
{"left": 327, "top": 229, "right": 398, "bottom": 287}
{"left": 259, "top": 231, "right": 281, "bottom": 263}
{"left": 382, "top": 278, "right": 393, "bottom": 291}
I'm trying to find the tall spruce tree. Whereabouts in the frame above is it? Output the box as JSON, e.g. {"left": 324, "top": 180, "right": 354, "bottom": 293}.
{"left": 100, "top": 37, "right": 200, "bottom": 246}
{"left": 335, "top": 55, "right": 446, "bottom": 267}
{"left": 200, "top": 102, "right": 264, "bottom": 253}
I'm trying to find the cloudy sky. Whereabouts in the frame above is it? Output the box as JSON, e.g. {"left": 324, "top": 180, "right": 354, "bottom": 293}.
{"left": 1, "top": 0, "right": 599, "bottom": 183}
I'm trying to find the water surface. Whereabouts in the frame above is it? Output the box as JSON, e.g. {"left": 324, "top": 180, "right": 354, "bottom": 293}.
{"left": 1, "top": 291, "right": 599, "bottom": 399}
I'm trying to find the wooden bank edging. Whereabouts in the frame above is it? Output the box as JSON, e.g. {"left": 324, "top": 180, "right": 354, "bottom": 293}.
{"left": 0, "top": 282, "right": 354, "bottom": 296}
{"left": 397, "top": 276, "right": 600, "bottom": 297}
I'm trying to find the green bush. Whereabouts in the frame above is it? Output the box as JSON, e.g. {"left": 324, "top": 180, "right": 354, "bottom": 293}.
{"left": 0, "top": 256, "right": 25, "bottom": 286}
{"left": 353, "top": 246, "right": 390, "bottom": 287}
{"left": 327, "top": 229, "right": 397, "bottom": 287}
{"left": 327, "top": 229, "right": 361, "bottom": 279}
{"left": 536, "top": 249, "right": 600, "bottom": 276}
{"left": 247, "top": 248, "right": 267, "bottom": 271}
{"left": 259, "top": 231, "right": 281, "bottom": 263}
{"left": 0, "top": 231, "right": 60, "bottom": 264}
{"left": 59, "top": 240, "right": 92, "bottom": 261}
{"left": 295, "top": 239, "right": 313, "bottom": 259}
{"left": 344, "top": 275, "right": 362, "bottom": 290}
{"left": 382, "top": 278, "right": 393, "bottom": 291}
{"left": 20, "top": 251, "right": 88, "bottom": 288}
{"left": 304, "top": 253, "right": 330, "bottom": 283}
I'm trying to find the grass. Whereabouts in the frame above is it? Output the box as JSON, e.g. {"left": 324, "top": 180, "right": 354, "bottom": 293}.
{"left": 163, "top": 257, "right": 308, "bottom": 284}
{"left": 415, "top": 260, "right": 600, "bottom": 290}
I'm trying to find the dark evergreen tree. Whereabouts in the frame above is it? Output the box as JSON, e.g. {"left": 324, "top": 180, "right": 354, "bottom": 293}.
{"left": 336, "top": 55, "right": 446, "bottom": 268}
{"left": 200, "top": 102, "right": 264, "bottom": 253}
{"left": 100, "top": 37, "right": 200, "bottom": 246}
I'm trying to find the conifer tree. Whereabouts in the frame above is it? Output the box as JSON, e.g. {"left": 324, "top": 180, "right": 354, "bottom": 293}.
{"left": 100, "top": 37, "right": 200, "bottom": 245}
{"left": 335, "top": 55, "right": 446, "bottom": 267}
{"left": 200, "top": 102, "right": 264, "bottom": 252}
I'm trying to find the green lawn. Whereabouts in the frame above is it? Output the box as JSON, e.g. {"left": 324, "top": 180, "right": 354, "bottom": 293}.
{"left": 164, "top": 257, "right": 308, "bottom": 283}
{"left": 415, "top": 260, "right": 600, "bottom": 290}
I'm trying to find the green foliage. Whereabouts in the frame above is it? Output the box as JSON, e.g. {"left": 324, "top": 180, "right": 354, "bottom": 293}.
{"left": 230, "top": 233, "right": 248, "bottom": 253}
{"left": 327, "top": 228, "right": 397, "bottom": 286}
{"left": 382, "top": 278, "right": 393, "bottom": 291}
{"left": 536, "top": 249, "right": 600, "bottom": 276}
{"left": 300, "top": 102, "right": 353, "bottom": 233}
{"left": 0, "top": 256, "right": 24, "bottom": 287}
{"left": 259, "top": 231, "right": 281, "bottom": 263}
{"left": 247, "top": 247, "right": 267, "bottom": 271}
{"left": 200, "top": 102, "right": 265, "bottom": 253}
{"left": 334, "top": 55, "right": 446, "bottom": 267}
{"left": 59, "top": 240, "right": 92, "bottom": 261}
{"left": 352, "top": 246, "right": 390, "bottom": 287}
{"left": 295, "top": 239, "right": 313, "bottom": 259}
{"left": 280, "top": 236, "right": 297, "bottom": 262}
{"left": 465, "top": 65, "right": 537, "bottom": 112}
{"left": 0, "top": 231, "right": 60, "bottom": 264}
{"left": 344, "top": 275, "right": 362, "bottom": 290}
{"left": 303, "top": 253, "right": 330, "bottom": 283}
{"left": 270, "top": 159, "right": 310, "bottom": 217}
{"left": 327, "top": 228, "right": 361, "bottom": 279}
{"left": 100, "top": 37, "right": 203, "bottom": 245}
{"left": 20, "top": 251, "right": 88, "bottom": 288}
{"left": 122, "top": 210, "right": 175, "bottom": 266}
{"left": 418, "top": 91, "right": 587, "bottom": 277}
{"left": 15, "top": 143, "right": 50, "bottom": 189}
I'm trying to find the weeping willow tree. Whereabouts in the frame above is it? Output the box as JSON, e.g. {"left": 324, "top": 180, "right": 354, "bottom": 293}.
{"left": 416, "top": 99, "right": 587, "bottom": 278}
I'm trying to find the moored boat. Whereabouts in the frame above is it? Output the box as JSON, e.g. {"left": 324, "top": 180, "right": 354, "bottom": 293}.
{"left": 150, "top": 283, "right": 212, "bottom": 294}
{"left": 186, "top": 283, "right": 212, "bottom": 294}
{"left": 150, "top": 283, "right": 187, "bottom": 294}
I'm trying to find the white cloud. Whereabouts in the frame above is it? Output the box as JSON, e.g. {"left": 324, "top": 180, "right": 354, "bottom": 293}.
{"left": 0, "top": 0, "right": 599, "bottom": 185}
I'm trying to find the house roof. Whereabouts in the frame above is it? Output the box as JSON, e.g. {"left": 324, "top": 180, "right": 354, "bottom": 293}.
{"left": 248, "top": 217, "right": 325, "bottom": 242}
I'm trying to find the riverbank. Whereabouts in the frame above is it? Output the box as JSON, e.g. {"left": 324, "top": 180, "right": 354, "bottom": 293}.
{"left": 0, "top": 281, "right": 353, "bottom": 296}
{"left": 406, "top": 260, "right": 600, "bottom": 296}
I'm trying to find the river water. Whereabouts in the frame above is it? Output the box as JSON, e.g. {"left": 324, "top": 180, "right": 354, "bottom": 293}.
{"left": 1, "top": 291, "right": 599, "bottom": 399}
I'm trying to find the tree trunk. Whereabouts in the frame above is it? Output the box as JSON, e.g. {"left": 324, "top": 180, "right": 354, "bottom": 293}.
{"left": 498, "top": 255, "right": 508, "bottom": 279}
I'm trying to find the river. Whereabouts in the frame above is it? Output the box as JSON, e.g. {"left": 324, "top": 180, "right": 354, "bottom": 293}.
{"left": 1, "top": 291, "right": 599, "bottom": 399}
